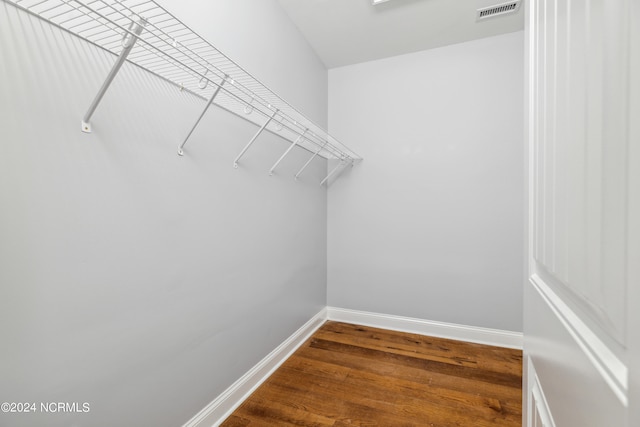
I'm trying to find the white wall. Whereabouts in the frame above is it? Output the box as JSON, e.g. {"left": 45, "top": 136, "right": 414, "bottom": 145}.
{"left": 327, "top": 31, "right": 525, "bottom": 332}
{"left": 0, "top": 2, "right": 327, "bottom": 427}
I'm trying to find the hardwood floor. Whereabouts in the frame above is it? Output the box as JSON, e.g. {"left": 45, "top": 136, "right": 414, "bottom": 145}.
{"left": 220, "top": 321, "right": 523, "bottom": 426}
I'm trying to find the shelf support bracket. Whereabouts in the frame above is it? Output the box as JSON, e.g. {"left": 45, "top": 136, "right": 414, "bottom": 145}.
{"left": 234, "top": 109, "right": 278, "bottom": 168}
{"left": 178, "top": 75, "right": 228, "bottom": 156}
{"left": 320, "top": 159, "right": 347, "bottom": 186}
{"left": 81, "top": 17, "right": 147, "bottom": 133}
{"left": 294, "top": 143, "right": 326, "bottom": 180}
{"left": 269, "top": 129, "right": 307, "bottom": 176}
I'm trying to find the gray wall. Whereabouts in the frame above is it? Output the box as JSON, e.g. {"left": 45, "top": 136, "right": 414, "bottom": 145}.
{"left": 0, "top": 1, "right": 328, "bottom": 426}
{"left": 327, "top": 31, "right": 525, "bottom": 332}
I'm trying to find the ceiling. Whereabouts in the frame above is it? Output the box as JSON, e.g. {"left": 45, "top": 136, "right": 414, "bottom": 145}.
{"left": 277, "top": 0, "right": 524, "bottom": 69}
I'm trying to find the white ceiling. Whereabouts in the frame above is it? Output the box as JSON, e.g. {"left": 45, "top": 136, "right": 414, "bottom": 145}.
{"left": 277, "top": 0, "right": 524, "bottom": 69}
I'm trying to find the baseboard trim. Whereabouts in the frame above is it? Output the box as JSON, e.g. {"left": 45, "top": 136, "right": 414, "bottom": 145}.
{"left": 182, "top": 307, "right": 327, "bottom": 427}
{"left": 326, "top": 306, "right": 523, "bottom": 349}
{"left": 184, "top": 306, "right": 522, "bottom": 426}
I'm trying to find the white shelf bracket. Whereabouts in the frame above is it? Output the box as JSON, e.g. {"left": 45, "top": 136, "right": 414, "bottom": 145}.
{"left": 234, "top": 109, "right": 278, "bottom": 168}
{"left": 269, "top": 129, "right": 307, "bottom": 176}
{"left": 320, "top": 159, "right": 347, "bottom": 186}
{"left": 81, "top": 17, "right": 147, "bottom": 133}
{"left": 295, "top": 143, "right": 326, "bottom": 180}
{"left": 177, "top": 75, "right": 228, "bottom": 156}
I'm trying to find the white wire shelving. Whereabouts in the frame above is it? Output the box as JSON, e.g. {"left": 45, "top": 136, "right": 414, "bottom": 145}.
{"left": 4, "top": 0, "right": 362, "bottom": 183}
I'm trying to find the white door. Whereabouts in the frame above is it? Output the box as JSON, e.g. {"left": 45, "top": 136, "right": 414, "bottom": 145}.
{"left": 524, "top": 0, "right": 639, "bottom": 426}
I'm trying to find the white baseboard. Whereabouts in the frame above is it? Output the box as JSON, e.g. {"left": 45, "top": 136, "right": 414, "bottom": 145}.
{"left": 326, "top": 306, "right": 523, "bottom": 349}
{"left": 182, "top": 307, "right": 327, "bottom": 427}
{"left": 183, "top": 305, "right": 522, "bottom": 426}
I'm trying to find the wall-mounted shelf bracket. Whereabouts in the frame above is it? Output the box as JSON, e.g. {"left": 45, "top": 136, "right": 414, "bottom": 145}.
{"left": 234, "top": 109, "right": 278, "bottom": 168}
{"left": 178, "top": 75, "right": 228, "bottom": 156}
{"left": 320, "top": 159, "right": 348, "bottom": 186}
{"left": 295, "top": 143, "right": 326, "bottom": 181}
{"left": 269, "top": 129, "right": 307, "bottom": 176}
{"left": 81, "top": 17, "right": 147, "bottom": 133}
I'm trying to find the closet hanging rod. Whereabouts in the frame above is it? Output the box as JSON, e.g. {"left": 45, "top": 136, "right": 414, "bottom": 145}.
{"left": 5, "top": 0, "right": 362, "bottom": 164}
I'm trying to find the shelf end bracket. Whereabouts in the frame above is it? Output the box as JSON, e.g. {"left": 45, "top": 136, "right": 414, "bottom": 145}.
{"left": 320, "top": 159, "right": 348, "bottom": 186}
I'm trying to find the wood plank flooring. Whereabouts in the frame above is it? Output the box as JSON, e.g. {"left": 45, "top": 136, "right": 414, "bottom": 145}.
{"left": 220, "top": 321, "right": 522, "bottom": 426}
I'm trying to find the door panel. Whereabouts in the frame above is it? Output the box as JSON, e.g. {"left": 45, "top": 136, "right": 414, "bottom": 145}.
{"left": 531, "top": 0, "right": 629, "bottom": 345}
{"left": 525, "top": 0, "right": 634, "bottom": 425}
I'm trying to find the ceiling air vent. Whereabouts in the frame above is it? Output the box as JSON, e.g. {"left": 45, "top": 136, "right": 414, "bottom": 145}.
{"left": 476, "top": 0, "right": 521, "bottom": 21}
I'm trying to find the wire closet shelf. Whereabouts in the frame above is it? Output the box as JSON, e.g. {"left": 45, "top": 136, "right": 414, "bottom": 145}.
{"left": 5, "top": 0, "right": 362, "bottom": 180}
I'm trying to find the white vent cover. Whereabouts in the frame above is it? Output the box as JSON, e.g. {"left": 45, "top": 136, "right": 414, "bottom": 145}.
{"left": 476, "top": 0, "right": 521, "bottom": 21}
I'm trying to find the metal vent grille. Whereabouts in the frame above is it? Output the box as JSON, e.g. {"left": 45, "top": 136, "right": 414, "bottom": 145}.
{"left": 476, "top": 1, "right": 520, "bottom": 20}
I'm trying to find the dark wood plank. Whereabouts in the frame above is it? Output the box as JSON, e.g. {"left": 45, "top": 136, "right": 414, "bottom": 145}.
{"left": 266, "top": 367, "right": 513, "bottom": 427}
{"left": 220, "top": 415, "right": 252, "bottom": 426}
{"left": 220, "top": 321, "right": 522, "bottom": 427}
{"left": 308, "top": 337, "right": 522, "bottom": 389}
{"left": 246, "top": 378, "right": 435, "bottom": 427}
{"left": 238, "top": 396, "right": 336, "bottom": 426}
{"left": 293, "top": 343, "right": 521, "bottom": 403}
{"left": 316, "top": 322, "right": 523, "bottom": 376}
